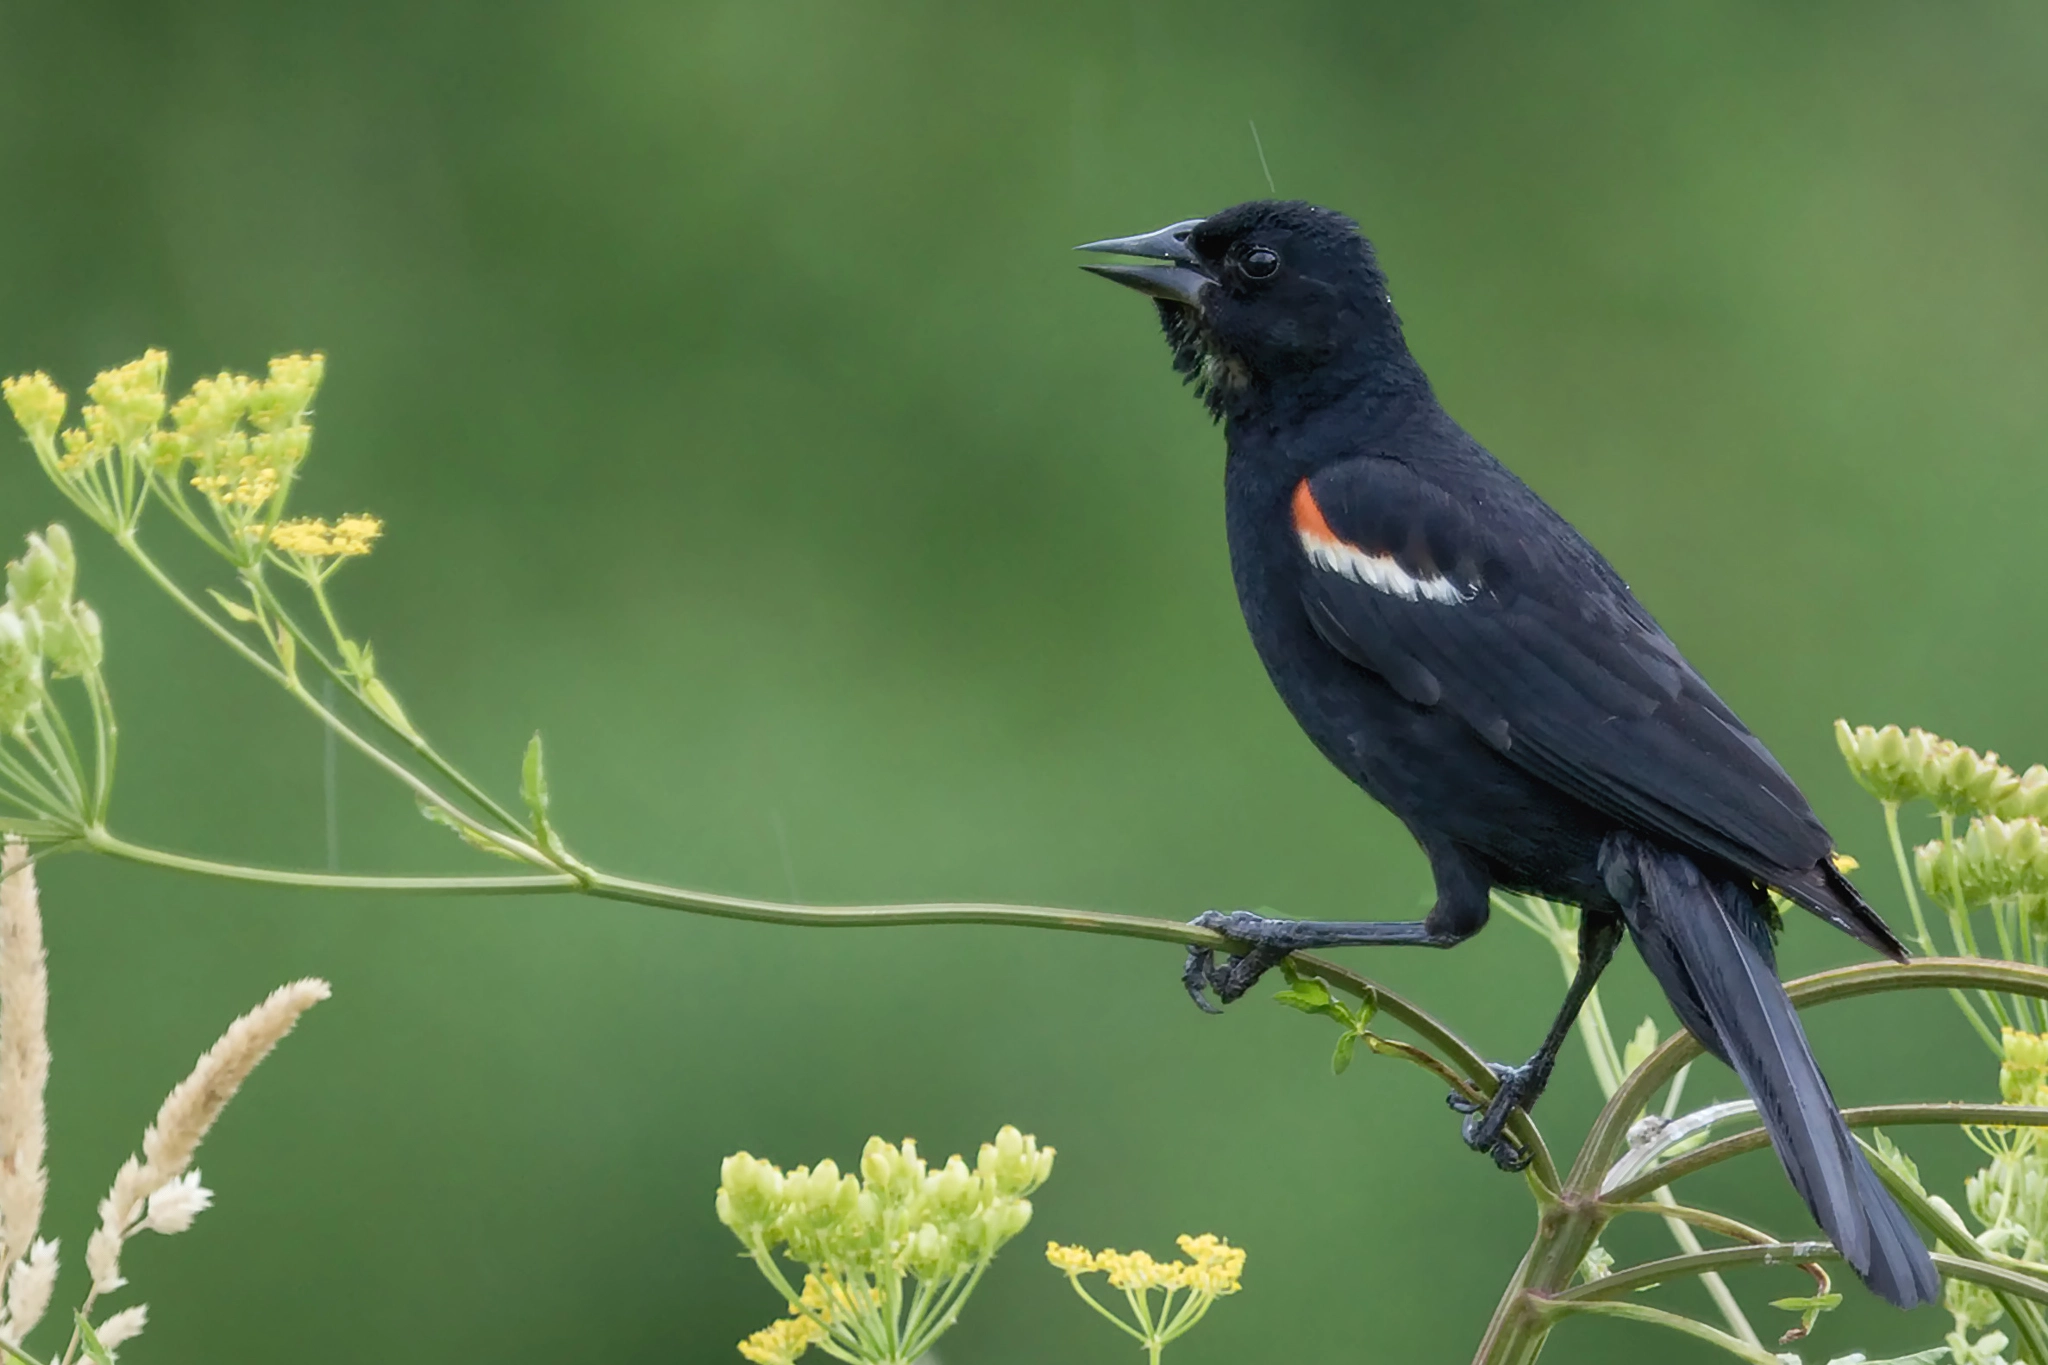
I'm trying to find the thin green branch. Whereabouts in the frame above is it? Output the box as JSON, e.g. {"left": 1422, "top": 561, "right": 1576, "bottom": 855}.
{"left": 1603, "top": 1102, "right": 2048, "bottom": 1205}
{"left": 86, "top": 828, "right": 576, "bottom": 894}
{"left": 1601, "top": 1201, "right": 1781, "bottom": 1248}
{"left": 1884, "top": 800, "right": 1996, "bottom": 1050}
{"left": 1578, "top": 960, "right": 2048, "bottom": 1196}
{"left": 1537, "top": 1299, "right": 1784, "bottom": 1365}
{"left": 245, "top": 568, "right": 534, "bottom": 839}
{"left": 1553, "top": 1243, "right": 2048, "bottom": 1309}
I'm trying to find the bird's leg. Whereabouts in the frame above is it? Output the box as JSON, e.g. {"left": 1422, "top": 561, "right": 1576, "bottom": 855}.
{"left": 1184, "top": 838, "right": 1490, "bottom": 1011}
{"left": 1449, "top": 909, "right": 1625, "bottom": 1171}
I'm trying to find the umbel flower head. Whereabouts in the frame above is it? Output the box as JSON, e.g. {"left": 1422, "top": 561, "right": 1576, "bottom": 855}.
{"left": 1916, "top": 816, "right": 2048, "bottom": 911}
{"left": 1046, "top": 1232, "right": 1245, "bottom": 1360}
{"left": 718, "top": 1126, "right": 1052, "bottom": 1365}
{"left": 1838, "top": 721, "right": 2048, "bottom": 821}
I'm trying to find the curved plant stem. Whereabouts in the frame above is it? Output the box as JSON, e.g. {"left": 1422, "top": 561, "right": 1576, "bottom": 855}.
{"left": 1474, "top": 960, "right": 2048, "bottom": 1365}
{"left": 1536, "top": 1299, "right": 1784, "bottom": 1365}
{"left": 1883, "top": 799, "right": 1996, "bottom": 1051}
{"left": 1604, "top": 1101, "right": 2048, "bottom": 1204}
{"left": 1552, "top": 1243, "right": 2048, "bottom": 1307}
{"left": 76, "top": 826, "right": 1559, "bottom": 1189}
{"left": 85, "top": 828, "right": 576, "bottom": 894}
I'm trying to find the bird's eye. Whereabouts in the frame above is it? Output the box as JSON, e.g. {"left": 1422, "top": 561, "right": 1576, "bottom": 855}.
{"left": 1241, "top": 246, "right": 1279, "bottom": 279}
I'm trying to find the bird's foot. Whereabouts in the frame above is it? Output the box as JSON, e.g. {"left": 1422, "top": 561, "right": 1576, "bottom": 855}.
{"left": 1182, "top": 911, "right": 1309, "bottom": 1014}
{"left": 1445, "top": 1061, "right": 1537, "bottom": 1172}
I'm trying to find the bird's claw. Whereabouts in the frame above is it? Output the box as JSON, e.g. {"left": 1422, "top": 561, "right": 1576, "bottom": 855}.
{"left": 1446, "top": 1062, "right": 1536, "bottom": 1172}
{"left": 1182, "top": 910, "right": 1294, "bottom": 1013}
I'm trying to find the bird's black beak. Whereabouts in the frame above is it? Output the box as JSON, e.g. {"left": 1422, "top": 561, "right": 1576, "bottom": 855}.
{"left": 1076, "top": 218, "right": 1212, "bottom": 306}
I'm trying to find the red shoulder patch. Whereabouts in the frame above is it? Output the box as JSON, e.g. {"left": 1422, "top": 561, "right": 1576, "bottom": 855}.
{"left": 1291, "top": 479, "right": 1342, "bottom": 547}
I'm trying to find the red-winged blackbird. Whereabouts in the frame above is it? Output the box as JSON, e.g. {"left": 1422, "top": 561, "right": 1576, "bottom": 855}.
{"left": 1079, "top": 201, "right": 1937, "bottom": 1309}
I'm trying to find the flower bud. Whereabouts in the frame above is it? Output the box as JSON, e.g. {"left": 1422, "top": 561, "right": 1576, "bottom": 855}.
{"left": 2, "top": 372, "right": 67, "bottom": 442}
{"left": 39, "top": 602, "right": 102, "bottom": 679}
{"left": 0, "top": 605, "right": 44, "bottom": 732}
{"left": 718, "top": 1152, "right": 788, "bottom": 1231}
{"left": 6, "top": 534, "right": 66, "bottom": 613}
{"left": 246, "top": 353, "right": 325, "bottom": 433}
{"left": 933, "top": 1155, "right": 976, "bottom": 1214}
{"left": 907, "top": 1221, "right": 952, "bottom": 1277}
{"left": 980, "top": 1198, "right": 1032, "bottom": 1248}
{"left": 977, "top": 1125, "right": 1052, "bottom": 1197}
{"left": 1836, "top": 720, "right": 1923, "bottom": 804}
{"left": 1922, "top": 738, "right": 2014, "bottom": 817}
{"left": 1999, "top": 767, "right": 2048, "bottom": 823}
{"left": 861, "top": 1136, "right": 900, "bottom": 1191}
{"left": 84, "top": 351, "right": 168, "bottom": 448}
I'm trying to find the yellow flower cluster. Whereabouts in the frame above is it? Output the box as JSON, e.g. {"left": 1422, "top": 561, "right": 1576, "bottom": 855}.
{"left": 191, "top": 464, "right": 283, "bottom": 507}
{"left": 736, "top": 1315, "right": 824, "bottom": 1365}
{"left": 1837, "top": 721, "right": 2048, "bottom": 821}
{"left": 2, "top": 371, "right": 68, "bottom": 443}
{"left": 719, "top": 1128, "right": 1053, "bottom": 1365}
{"left": 269, "top": 515, "right": 385, "bottom": 559}
{"left": 2001, "top": 1029, "right": 2048, "bottom": 1108}
{"left": 1045, "top": 1233, "right": 1245, "bottom": 1296}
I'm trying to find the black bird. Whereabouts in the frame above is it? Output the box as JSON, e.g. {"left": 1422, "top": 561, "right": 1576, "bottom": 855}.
{"left": 1078, "top": 201, "right": 1937, "bottom": 1309}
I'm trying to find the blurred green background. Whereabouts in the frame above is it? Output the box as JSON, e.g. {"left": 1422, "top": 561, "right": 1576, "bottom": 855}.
{"left": 2, "top": 2, "right": 2045, "bottom": 1361}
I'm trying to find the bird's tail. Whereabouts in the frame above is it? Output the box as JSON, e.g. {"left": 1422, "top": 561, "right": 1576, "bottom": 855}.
{"left": 1599, "top": 832, "right": 1938, "bottom": 1309}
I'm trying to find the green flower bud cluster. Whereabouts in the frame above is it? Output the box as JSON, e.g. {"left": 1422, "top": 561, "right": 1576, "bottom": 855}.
{"left": 1837, "top": 721, "right": 2048, "bottom": 821}
{"left": 718, "top": 1127, "right": 1053, "bottom": 1365}
{"left": 0, "top": 526, "right": 103, "bottom": 734}
{"left": 1916, "top": 817, "right": 2048, "bottom": 912}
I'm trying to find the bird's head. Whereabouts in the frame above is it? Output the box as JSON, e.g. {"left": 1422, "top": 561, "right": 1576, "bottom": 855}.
{"left": 1078, "top": 200, "right": 1411, "bottom": 420}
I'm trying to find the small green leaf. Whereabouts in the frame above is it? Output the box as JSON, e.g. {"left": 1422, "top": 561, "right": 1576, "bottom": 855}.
{"left": 522, "top": 733, "right": 549, "bottom": 821}
{"left": 75, "top": 1312, "right": 113, "bottom": 1365}
{"left": 207, "top": 587, "right": 259, "bottom": 623}
{"left": 1771, "top": 1290, "right": 1844, "bottom": 1342}
{"left": 1332, "top": 1030, "right": 1358, "bottom": 1075}
{"left": 1621, "top": 1016, "right": 1660, "bottom": 1075}
{"left": 522, "top": 732, "right": 566, "bottom": 858}
{"left": 363, "top": 677, "right": 422, "bottom": 741}
{"left": 1352, "top": 986, "right": 1379, "bottom": 1029}
{"left": 1867, "top": 1129, "right": 1925, "bottom": 1194}
{"left": 418, "top": 798, "right": 521, "bottom": 860}
{"left": 1273, "top": 977, "right": 1334, "bottom": 1015}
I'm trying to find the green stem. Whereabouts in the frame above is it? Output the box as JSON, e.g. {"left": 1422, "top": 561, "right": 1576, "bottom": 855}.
{"left": 1062, "top": 1277, "right": 1147, "bottom": 1345}
{"left": 1940, "top": 809, "right": 2010, "bottom": 1030}
{"left": 1885, "top": 801, "right": 1997, "bottom": 1050}
{"left": 86, "top": 828, "right": 575, "bottom": 894}
{"left": 77, "top": 822, "right": 1558, "bottom": 1182}
{"left": 1602, "top": 1101, "right": 2048, "bottom": 1205}
{"left": 1536, "top": 1299, "right": 1784, "bottom": 1365}
{"left": 1555, "top": 1242, "right": 2048, "bottom": 1310}
{"left": 252, "top": 568, "right": 534, "bottom": 840}
{"left": 1475, "top": 961, "right": 2048, "bottom": 1365}
{"left": 112, "top": 533, "right": 535, "bottom": 860}
{"left": 84, "top": 670, "right": 115, "bottom": 823}
{"left": 1601, "top": 1201, "right": 1780, "bottom": 1247}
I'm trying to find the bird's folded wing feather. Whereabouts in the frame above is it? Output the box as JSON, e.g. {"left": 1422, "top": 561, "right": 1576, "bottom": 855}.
{"left": 1293, "top": 454, "right": 1830, "bottom": 880}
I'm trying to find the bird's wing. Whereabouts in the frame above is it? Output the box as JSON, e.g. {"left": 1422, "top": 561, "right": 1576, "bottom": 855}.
{"left": 1292, "top": 454, "right": 1873, "bottom": 931}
